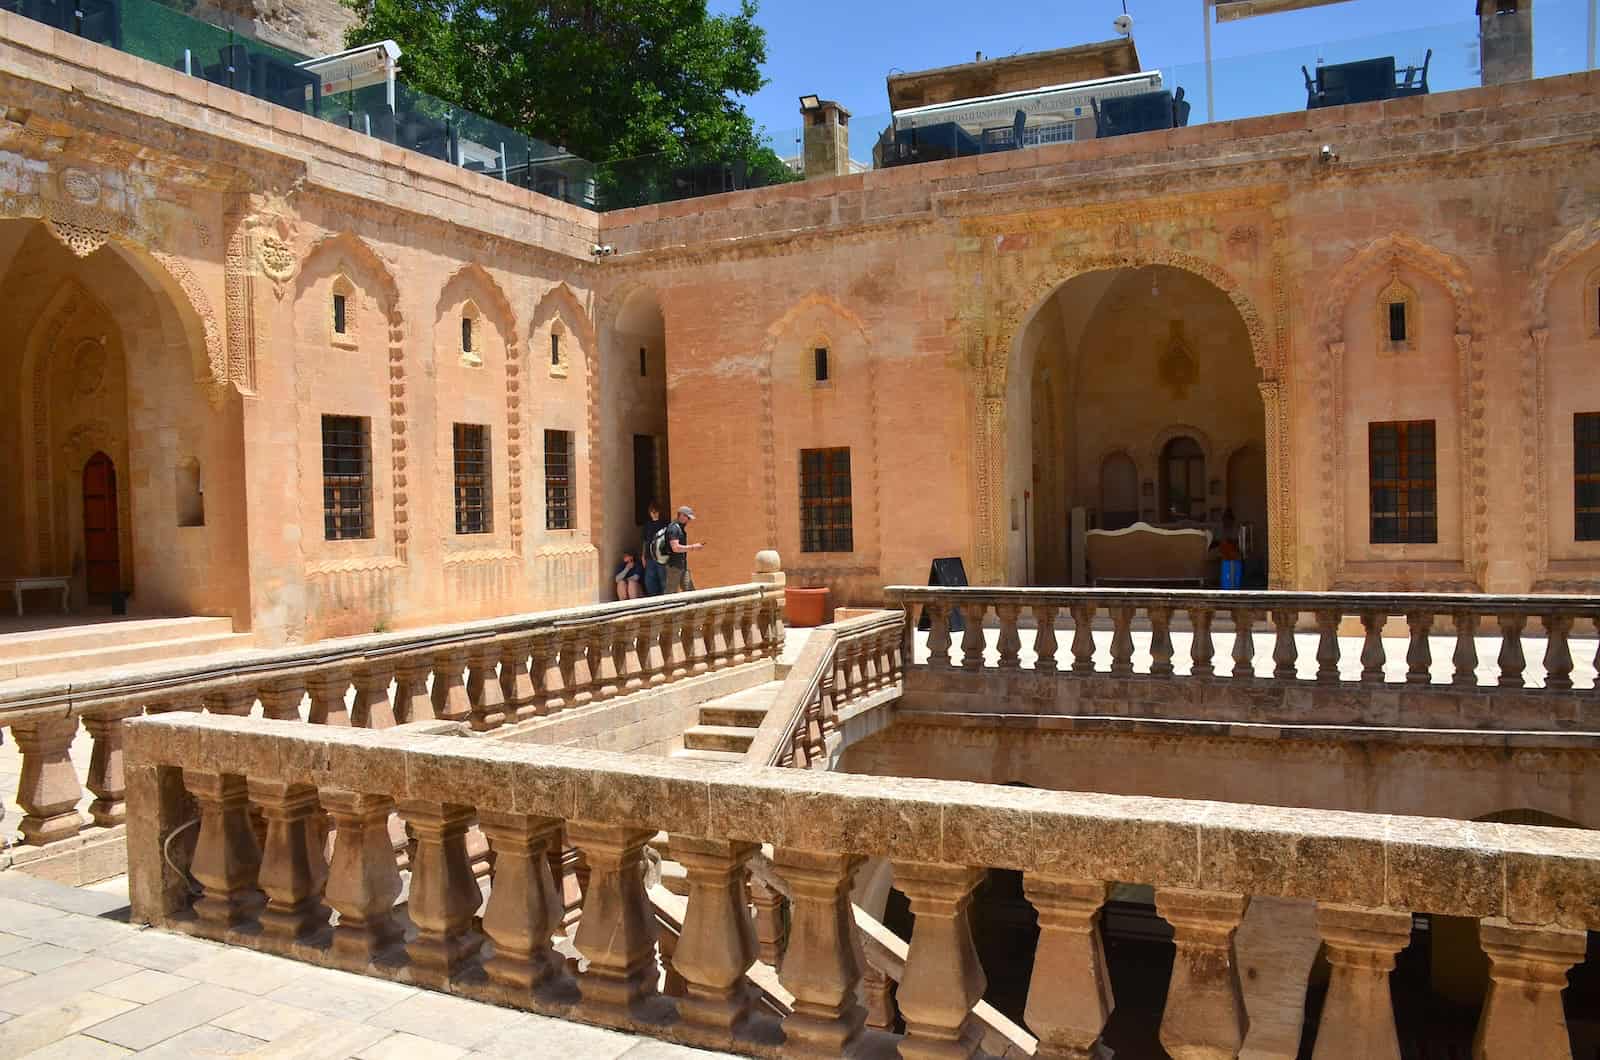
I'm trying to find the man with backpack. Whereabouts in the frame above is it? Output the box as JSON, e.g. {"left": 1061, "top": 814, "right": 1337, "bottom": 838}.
{"left": 640, "top": 501, "right": 669, "bottom": 596}
{"left": 657, "top": 505, "right": 703, "bottom": 593}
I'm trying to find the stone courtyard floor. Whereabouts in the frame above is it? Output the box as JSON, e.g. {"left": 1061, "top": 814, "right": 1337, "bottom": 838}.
{"left": 0, "top": 874, "right": 733, "bottom": 1059}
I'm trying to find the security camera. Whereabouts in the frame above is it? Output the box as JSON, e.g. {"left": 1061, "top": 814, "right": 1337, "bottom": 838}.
{"left": 1113, "top": 13, "right": 1134, "bottom": 36}
{"left": 590, "top": 244, "right": 616, "bottom": 257}
{"left": 1319, "top": 144, "right": 1339, "bottom": 164}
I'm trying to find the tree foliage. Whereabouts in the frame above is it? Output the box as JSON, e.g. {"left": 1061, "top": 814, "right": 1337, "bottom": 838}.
{"left": 345, "top": 0, "right": 794, "bottom": 181}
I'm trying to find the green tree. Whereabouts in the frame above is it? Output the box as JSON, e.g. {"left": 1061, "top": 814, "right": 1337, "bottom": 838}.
{"left": 345, "top": 0, "right": 797, "bottom": 200}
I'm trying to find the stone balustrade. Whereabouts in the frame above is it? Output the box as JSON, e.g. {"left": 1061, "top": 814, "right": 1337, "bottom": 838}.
{"left": 885, "top": 587, "right": 1600, "bottom": 731}
{"left": 124, "top": 710, "right": 1600, "bottom": 1059}
{"left": 0, "top": 580, "right": 784, "bottom": 856}
{"left": 745, "top": 610, "right": 905, "bottom": 768}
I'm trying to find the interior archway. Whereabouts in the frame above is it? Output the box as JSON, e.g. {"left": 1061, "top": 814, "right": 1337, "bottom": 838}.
{"left": 607, "top": 288, "right": 669, "bottom": 591}
{"left": 1013, "top": 265, "right": 1266, "bottom": 586}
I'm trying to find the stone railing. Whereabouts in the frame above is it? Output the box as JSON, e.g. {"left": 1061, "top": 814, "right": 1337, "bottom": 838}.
{"left": 884, "top": 587, "right": 1600, "bottom": 730}
{"left": 124, "top": 711, "right": 1600, "bottom": 1059}
{"left": 0, "top": 576, "right": 785, "bottom": 857}
{"left": 745, "top": 610, "right": 904, "bottom": 768}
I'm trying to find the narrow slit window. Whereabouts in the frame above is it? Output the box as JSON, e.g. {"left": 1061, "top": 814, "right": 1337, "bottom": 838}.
{"left": 1368, "top": 420, "right": 1437, "bottom": 544}
{"left": 322, "top": 415, "right": 373, "bottom": 541}
{"left": 800, "top": 446, "right": 853, "bottom": 553}
{"left": 332, "top": 293, "right": 347, "bottom": 335}
{"left": 551, "top": 331, "right": 561, "bottom": 367}
{"left": 639, "top": 346, "right": 647, "bottom": 377}
{"left": 1576, "top": 413, "right": 1600, "bottom": 541}
{"left": 462, "top": 316, "right": 474, "bottom": 354}
{"left": 453, "top": 424, "right": 492, "bottom": 535}
{"left": 1388, "top": 301, "right": 1407, "bottom": 343}
{"left": 814, "top": 346, "right": 829, "bottom": 383}
{"left": 545, "top": 429, "right": 574, "bottom": 531}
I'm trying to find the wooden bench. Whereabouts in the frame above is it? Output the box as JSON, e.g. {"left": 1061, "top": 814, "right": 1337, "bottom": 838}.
{"left": 1, "top": 577, "right": 71, "bottom": 617}
{"left": 1085, "top": 522, "right": 1212, "bottom": 587}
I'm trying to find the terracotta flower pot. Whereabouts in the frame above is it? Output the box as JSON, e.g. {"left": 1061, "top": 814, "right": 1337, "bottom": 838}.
{"left": 785, "top": 586, "right": 831, "bottom": 628}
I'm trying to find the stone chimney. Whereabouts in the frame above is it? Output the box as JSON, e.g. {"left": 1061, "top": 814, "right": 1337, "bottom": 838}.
{"left": 1478, "top": 0, "right": 1533, "bottom": 84}
{"left": 799, "top": 98, "right": 851, "bottom": 180}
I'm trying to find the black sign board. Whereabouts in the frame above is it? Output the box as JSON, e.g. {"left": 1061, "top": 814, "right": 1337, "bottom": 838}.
{"left": 916, "top": 556, "right": 969, "bottom": 633}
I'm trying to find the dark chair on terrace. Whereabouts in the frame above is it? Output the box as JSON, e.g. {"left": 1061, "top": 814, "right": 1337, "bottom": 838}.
{"left": 72, "top": 0, "right": 119, "bottom": 47}
{"left": 249, "top": 52, "right": 320, "bottom": 115}
{"left": 202, "top": 43, "right": 251, "bottom": 93}
{"left": 1091, "top": 87, "right": 1190, "bottom": 138}
{"left": 399, "top": 113, "right": 457, "bottom": 163}
{"left": 1304, "top": 53, "right": 1429, "bottom": 109}
{"left": 891, "top": 121, "right": 981, "bottom": 164}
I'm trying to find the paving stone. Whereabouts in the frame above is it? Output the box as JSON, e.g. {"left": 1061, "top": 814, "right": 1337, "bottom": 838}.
{"left": 209, "top": 997, "right": 320, "bottom": 1042}
{"left": 180, "top": 947, "right": 306, "bottom": 996}
{"left": 0, "top": 931, "right": 39, "bottom": 956}
{"left": 1, "top": 942, "right": 85, "bottom": 973}
{"left": 0, "top": 989, "right": 137, "bottom": 1056}
{"left": 363, "top": 989, "right": 523, "bottom": 1048}
{"left": 0, "top": 896, "right": 70, "bottom": 931}
{"left": 359, "top": 1030, "right": 471, "bottom": 1059}
{"left": 615, "top": 1042, "right": 738, "bottom": 1058}
{"left": 133, "top": 1024, "right": 268, "bottom": 1058}
{"left": 16, "top": 1033, "right": 132, "bottom": 1059}
{"left": 0, "top": 1009, "right": 12, "bottom": 1024}
{"left": 82, "top": 983, "right": 252, "bottom": 1050}
{"left": 95, "top": 930, "right": 222, "bottom": 973}
{"left": 0, "top": 957, "right": 143, "bottom": 1016}
{"left": 95, "top": 969, "right": 195, "bottom": 1004}
{"left": 469, "top": 1013, "right": 642, "bottom": 1059}
{"left": 238, "top": 1016, "right": 391, "bottom": 1059}
{"left": 0, "top": 874, "right": 131, "bottom": 918}
{"left": 14, "top": 913, "right": 138, "bottom": 953}
{"left": 0, "top": 966, "right": 28, "bottom": 987}
{"left": 264, "top": 967, "right": 415, "bottom": 1022}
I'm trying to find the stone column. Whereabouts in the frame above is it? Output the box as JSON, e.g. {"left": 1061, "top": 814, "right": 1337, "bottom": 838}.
{"left": 1310, "top": 904, "right": 1413, "bottom": 1060}
{"left": 248, "top": 779, "right": 330, "bottom": 941}
{"left": 321, "top": 790, "right": 404, "bottom": 963}
{"left": 84, "top": 707, "right": 140, "bottom": 827}
{"left": 479, "top": 812, "right": 566, "bottom": 991}
{"left": 771, "top": 849, "right": 865, "bottom": 1056}
{"left": 185, "top": 770, "right": 262, "bottom": 930}
{"left": 399, "top": 800, "right": 482, "bottom": 977}
{"left": 568, "top": 822, "right": 660, "bottom": 1017}
{"left": 1473, "top": 917, "right": 1588, "bottom": 1060}
{"left": 1154, "top": 888, "right": 1249, "bottom": 1060}
{"left": 1024, "top": 876, "right": 1114, "bottom": 1060}
{"left": 431, "top": 650, "right": 472, "bottom": 722}
{"left": 671, "top": 836, "right": 759, "bottom": 1034}
{"left": 351, "top": 667, "right": 396, "bottom": 729}
{"left": 14, "top": 717, "right": 85, "bottom": 845}
{"left": 894, "top": 861, "right": 987, "bottom": 1059}
{"left": 467, "top": 647, "right": 507, "bottom": 731}
{"left": 306, "top": 671, "right": 351, "bottom": 727}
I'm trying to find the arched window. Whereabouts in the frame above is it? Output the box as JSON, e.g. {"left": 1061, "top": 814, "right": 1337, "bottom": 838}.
{"left": 549, "top": 320, "right": 569, "bottom": 378}
{"left": 330, "top": 275, "right": 357, "bottom": 348}
{"left": 1376, "top": 274, "right": 1418, "bottom": 354}
{"left": 1159, "top": 437, "right": 1205, "bottom": 523}
{"left": 460, "top": 301, "right": 483, "bottom": 368}
{"left": 1099, "top": 452, "right": 1139, "bottom": 530}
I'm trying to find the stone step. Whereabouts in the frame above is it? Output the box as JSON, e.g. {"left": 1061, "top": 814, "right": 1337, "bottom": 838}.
{"left": 0, "top": 632, "right": 254, "bottom": 680}
{"left": 0, "top": 616, "right": 236, "bottom": 662}
{"left": 682, "top": 724, "right": 757, "bottom": 754}
{"left": 669, "top": 747, "right": 746, "bottom": 765}
{"left": 698, "top": 703, "right": 769, "bottom": 728}
{"left": 658, "top": 859, "right": 689, "bottom": 897}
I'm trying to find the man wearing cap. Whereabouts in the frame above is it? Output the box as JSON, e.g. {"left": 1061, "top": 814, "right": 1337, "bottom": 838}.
{"left": 665, "top": 505, "right": 704, "bottom": 593}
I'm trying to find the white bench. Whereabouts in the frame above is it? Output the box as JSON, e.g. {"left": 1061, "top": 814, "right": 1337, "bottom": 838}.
{"left": 1, "top": 577, "right": 71, "bottom": 617}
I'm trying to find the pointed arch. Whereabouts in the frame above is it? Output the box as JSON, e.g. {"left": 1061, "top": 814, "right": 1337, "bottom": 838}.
{"left": 438, "top": 262, "right": 520, "bottom": 349}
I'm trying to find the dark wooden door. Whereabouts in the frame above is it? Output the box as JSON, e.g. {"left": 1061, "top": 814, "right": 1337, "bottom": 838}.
{"left": 83, "top": 452, "right": 120, "bottom": 596}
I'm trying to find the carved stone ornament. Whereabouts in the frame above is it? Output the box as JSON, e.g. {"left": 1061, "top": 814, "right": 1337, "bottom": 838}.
{"left": 60, "top": 168, "right": 101, "bottom": 205}
{"left": 72, "top": 336, "right": 108, "bottom": 396}
{"left": 256, "top": 233, "right": 297, "bottom": 283}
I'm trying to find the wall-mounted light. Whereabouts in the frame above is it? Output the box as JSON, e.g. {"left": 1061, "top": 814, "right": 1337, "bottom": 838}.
{"left": 799, "top": 94, "right": 821, "bottom": 111}
{"left": 1319, "top": 143, "right": 1340, "bottom": 164}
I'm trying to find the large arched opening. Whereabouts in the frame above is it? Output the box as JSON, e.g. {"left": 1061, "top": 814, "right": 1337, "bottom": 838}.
{"left": 606, "top": 288, "right": 669, "bottom": 591}
{"left": 1010, "top": 264, "right": 1268, "bottom": 586}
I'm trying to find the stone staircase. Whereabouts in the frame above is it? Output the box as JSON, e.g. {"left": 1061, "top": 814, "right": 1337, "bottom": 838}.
{"left": 0, "top": 617, "right": 252, "bottom": 680}
{"left": 669, "top": 679, "right": 784, "bottom": 764}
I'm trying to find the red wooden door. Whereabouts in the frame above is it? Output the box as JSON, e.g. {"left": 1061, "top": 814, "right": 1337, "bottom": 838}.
{"left": 82, "top": 452, "right": 120, "bottom": 596}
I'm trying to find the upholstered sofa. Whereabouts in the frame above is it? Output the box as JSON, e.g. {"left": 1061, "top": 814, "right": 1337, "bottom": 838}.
{"left": 1084, "top": 522, "right": 1212, "bottom": 586}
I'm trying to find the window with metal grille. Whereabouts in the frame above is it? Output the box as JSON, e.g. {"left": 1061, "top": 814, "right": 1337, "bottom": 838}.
{"left": 462, "top": 316, "right": 474, "bottom": 354}
{"left": 1369, "top": 420, "right": 1437, "bottom": 544}
{"left": 453, "top": 424, "right": 492, "bottom": 534}
{"left": 1387, "top": 301, "right": 1407, "bottom": 343}
{"left": 333, "top": 293, "right": 347, "bottom": 335}
{"left": 322, "top": 415, "right": 373, "bottom": 540}
{"left": 545, "top": 429, "right": 574, "bottom": 530}
{"left": 814, "top": 347, "right": 830, "bottom": 383}
{"left": 1576, "top": 413, "right": 1600, "bottom": 541}
{"left": 800, "top": 447, "right": 853, "bottom": 553}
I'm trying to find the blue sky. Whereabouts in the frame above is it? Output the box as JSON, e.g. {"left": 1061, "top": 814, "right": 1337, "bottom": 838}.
{"left": 711, "top": 0, "right": 1596, "bottom": 154}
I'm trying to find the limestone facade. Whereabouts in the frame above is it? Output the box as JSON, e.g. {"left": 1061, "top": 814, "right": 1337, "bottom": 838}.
{"left": 4, "top": 11, "right": 1600, "bottom": 640}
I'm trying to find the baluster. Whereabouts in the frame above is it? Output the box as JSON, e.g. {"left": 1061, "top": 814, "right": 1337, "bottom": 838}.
{"left": 768, "top": 591, "right": 787, "bottom": 655}
{"left": 307, "top": 670, "right": 352, "bottom": 726}
{"left": 259, "top": 684, "right": 305, "bottom": 722}
{"left": 399, "top": 800, "right": 482, "bottom": 978}
{"left": 13, "top": 717, "right": 84, "bottom": 844}
{"left": 1271, "top": 609, "right": 1298, "bottom": 680}
{"left": 927, "top": 602, "right": 952, "bottom": 669}
{"left": 620, "top": 618, "right": 646, "bottom": 692}
{"left": 517, "top": 634, "right": 549, "bottom": 720}
{"left": 744, "top": 602, "right": 767, "bottom": 663}
{"left": 848, "top": 641, "right": 869, "bottom": 701}
{"left": 568, "top": 629, "right": 596, "bottom": 705}
{"left": 728, "top": 600, "right": 750, "bottom": 666}
{"left": 772, "top": 850, "right": 865, "bottom": 1055}
{"left": 590, "top": 628, "right": 619, "bottom": 701}
{"left": 1543, "top": 613, "right": 1575, "bottom": 691}
{"left": 996, "top": 604, "right": 1022, "bottom": 670}
{"left": 351, "top": 665, "right": 396, "bottom": 729}
{"left": 321, "top": 790, "right": 404, "bottom": 963}
{"left": 1315, "top": 610, "right": 1341, "bottom": 683}
{"left": 185, "top": 770, "right": 262, "bottom": 930}
{"left": 878, "top": 630, "right": 897, "bottom": 688}
{"left": 392, "top": 662, "right": 434, "bottom": 724}
{"left": 632, "top": 615, "right": 663, "bottom": 689}
{"left": 1360, "top": 612, "right": 1387, "bottom": 684}
{"left": 894, "top": 862, "right": 987, "bottom": 1059}
{"left": 248, "top": 780, "right": 330, "bottom": 941}
{"left": 568, "top": 823, "right": 660, "bottom": 1017}
{"left": 466, "top": 647, "right": 506, "bottom": 731}
{"left": 479, "top": 812, "right": 566, "bottom": 991}
{"left": 1405, "top": 612, "right": 1433, "bottom": 685}
{"left": 1451, "top": 611, "right": 1480, "bottom": 688}
{"left": 1147, "top": 606, "right": 1173, "bottom": 677}
{"left": 1230, "top": 609, "right": 1256, "bottom": 681}
{"left": 750, "top": 876, "right": 788, "bottom": 966}
{"left": 960, "top": 604, "right": 988, "bottom": 669}
{"left": 671, "top": 837, "right": 759, "bottom": 1034}
{"left": 862, "top": 637, "right": 882, "bottom": 691}
{"left": 1154, "top": 889, "right": 1248, "bottom": 1060}
{"left": 1070, "top": 604, "right": 1097, "bottom": 674}
{"left": 1189, "top": 606, "right": 1215, "bottom": 677}
{"left": 84, "top": 706, "right": 139, "bottom": 827}
{"left": 501, "top": 637, "right": 538, "bottom": 719}
{"left": 707, "top": 605, "right": 732, "bottom": 671}
{"left": 208, "top": 690, "right": 255, "bottom": 716}
{"left": 1034, "top": 605, "right": 1060, "bottom": 673}
{"left": 1497, "top": 613, "right": 1527, "bottom": 688}
{"left": 688, "top": 607, "right": 711, "bottom": 675}
{"left": 543, "top": 632, "right": 573, "bottom": 712}
{"left": 1473, "top": 918, "right": 1588, "bottom": 1059}
{"left": 1109, "top": 606, "right": 1135, "bottom": 677}
{"left": 1024, "top": 877, "right": 1114, "bottom": 1060}
{"left": 1310, "top": 904, "right": 1412, "bottom": 1060}
{"left": 806, "top": 680, "right": 827, "bottom": 760}
{"left": 862, "top": 964, "right": 897, "bottom": 1030}
{"left": 665, "top": 613, "right": 690, "bottom": 680}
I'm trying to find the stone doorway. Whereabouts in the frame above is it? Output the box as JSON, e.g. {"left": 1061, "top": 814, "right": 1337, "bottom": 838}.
{"left": 82, "top": 452, "right": 121, "bottom": 598}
